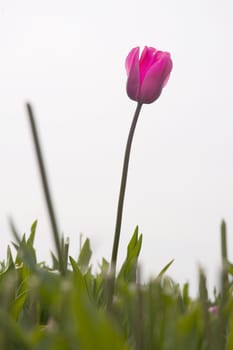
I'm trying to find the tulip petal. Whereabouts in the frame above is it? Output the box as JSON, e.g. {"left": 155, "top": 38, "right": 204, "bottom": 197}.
{"left": 139, "top": 53, "right": 172, "bottom": 103}
{"left": 153, "top": 51, "right": 171, "bottom": 87}
{"left": 139, "top": 47, "right": 158, "bottom": 84}
{"left": 125, "top": 47, "right": 140, "bottom": 101}
{"left": 125, "top": 47, "right": 139, "bottom": 74}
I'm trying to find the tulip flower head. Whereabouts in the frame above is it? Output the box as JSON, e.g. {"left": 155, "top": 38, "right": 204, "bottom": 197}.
{"left": 125, "top": 46, "right": 172, "bottom": 104}
{"left": 208, "top": 306, "right": 218, "bottom": 315}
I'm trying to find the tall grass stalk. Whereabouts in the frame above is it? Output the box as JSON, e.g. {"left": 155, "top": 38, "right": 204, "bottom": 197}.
{"left": 26, "top": 103, "right": 65, "bottom": 275}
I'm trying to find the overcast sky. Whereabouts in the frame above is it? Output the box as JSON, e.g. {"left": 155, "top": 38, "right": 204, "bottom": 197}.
{"left": 1, "top": 0, "right": 233, "bottom": 295}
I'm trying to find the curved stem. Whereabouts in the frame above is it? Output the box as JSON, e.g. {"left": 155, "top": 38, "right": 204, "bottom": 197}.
{"left": 111, "top": 102, "right": 143, "bottom": 270}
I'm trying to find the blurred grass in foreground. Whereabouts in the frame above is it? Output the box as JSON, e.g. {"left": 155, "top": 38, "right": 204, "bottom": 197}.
{"left": 0, "top": 221, "right": 232, "bottom": 350}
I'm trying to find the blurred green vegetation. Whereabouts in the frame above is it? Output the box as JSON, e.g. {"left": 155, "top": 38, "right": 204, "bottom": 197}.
{"left": 0, "top": 220, "right": 232, "bottom": 349}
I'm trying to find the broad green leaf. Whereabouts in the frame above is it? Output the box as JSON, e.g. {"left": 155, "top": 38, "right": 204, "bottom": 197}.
{"left": 118, "top": 227, "right": 142, "bottom": 282}
{"left": 0, "top": 309, "right": 30, "bottom": 349}
{"left": 72, "top": 293, "right": 132, "bottom": 350}
{"left": 27, "top": 220, "right": 37, "bottom": 246}
{"left": 70, "top": 256, "right": 88, "bottom": 295}
{"left": 10, "top": 291, "right": 27, "bottom": 320}
{"left": 182, "top": 282, "right": 190, "bottom": 308}
{"left": 77, "top": 238, "right": 92, "bottom": 273}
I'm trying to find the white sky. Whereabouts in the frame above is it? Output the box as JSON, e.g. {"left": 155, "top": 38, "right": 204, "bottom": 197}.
{"left": 1, "top": 0, "right": 233, "bottom": 295}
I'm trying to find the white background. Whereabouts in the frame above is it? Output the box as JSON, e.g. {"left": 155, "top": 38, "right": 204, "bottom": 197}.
{"left": 0, "top": 0, "right": 233, "bottom": 295}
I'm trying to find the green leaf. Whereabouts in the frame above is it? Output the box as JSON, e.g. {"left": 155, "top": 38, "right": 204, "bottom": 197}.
{"left": 27, "top": 220, "right": 37, "bottom": 246}
{"left": 51, "top": 252, "right": 60, "bottom": 270}
{"left": 157, "top": 259, "right": 174, "bottom": 278}
{"left": 6, "top": 245, "right": 14, "bottom": 270}
{"left": 225, "top": 260, "right": 233, "bottom": 275}
{"left": 14, "top": 234, "right": 37, "bottom": 270}
{"left": 77, "top": 238, "right": 92, "bottom": 273}
{"left": 72, "top": 293, "right": 132, "bottom": 350}
{"left": 128, "top": 226, "right": 139, "bottom": 253}
{"left": 118, "top": 226, "right": 142, "bottom": 282}
{"left": 10, "top": 291, "right": 27, "bottom": 320}
{"left": 182, "top": 282, "right": 191, "bottom": 308}
{"left": 70, "top": 256, "right": 88, "bottom": 295}
{"left": 0, "top": 309, "right": 30, "bottom": 349}
{"left": 99, "top": 258, "right": 109, "bottom": 275}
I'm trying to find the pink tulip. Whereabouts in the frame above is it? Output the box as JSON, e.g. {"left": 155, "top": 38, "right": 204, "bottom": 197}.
{"left": 125, "top": 46, "right": 172, "bottom": 104}
{"left": 208, "top": 306, "right": 218, "bottom": 315}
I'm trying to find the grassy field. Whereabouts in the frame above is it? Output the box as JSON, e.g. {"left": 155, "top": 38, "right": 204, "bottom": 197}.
{"left": 0, "top": 220, "right": 232, "bottom": 350}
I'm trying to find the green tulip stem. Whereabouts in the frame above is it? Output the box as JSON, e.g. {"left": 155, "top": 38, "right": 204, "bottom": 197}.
{"left": 111, "top": 102, "right": 143, "bottom": 272}
{"left": 221, "top": 220, "right": 228, "bottom": 289}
